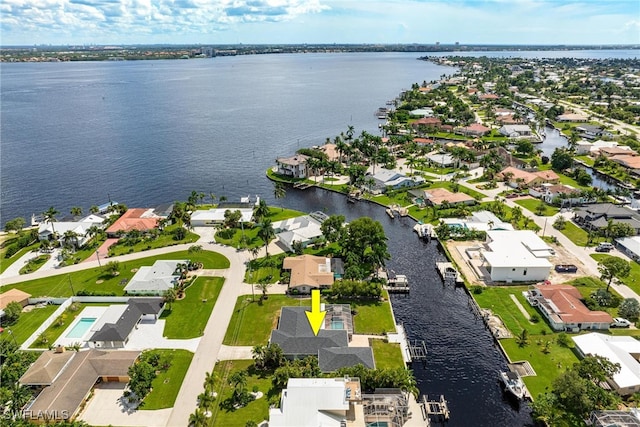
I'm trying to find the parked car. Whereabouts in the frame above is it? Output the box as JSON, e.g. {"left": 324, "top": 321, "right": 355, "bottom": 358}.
{"left": 611, "top": 318, "right": 632, "bottom": 328}
{"left": 595, "top": 243, "right": 614, "bottom": 252}
{"left": 555, "top": 264, "right": 578, "bottom": 273}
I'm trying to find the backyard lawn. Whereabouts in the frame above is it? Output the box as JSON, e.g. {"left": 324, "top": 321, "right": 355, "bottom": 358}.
{"left": 4, "top": 249, "right": 229, "bottom": 298}
{"left": 108, "top": 226, "right": 199, "bottom": 257}
{"left": 1, "top": 304, "right": 58, "bottom": 345}
{"left": 370, "top": 338, "right": 404, "bottom": 370}
{"left": 161, "top": 277, "right": 225, "bottom": 339}
{"left": 337, "top": 295, "right": 396, "bottom": 335}
{"left": 209, "top": 360, "right": 272, "bottom": 427}
{"left": 141, "top": 349, "right": 194, "bottom": 410}
{"left": 223, "top": 295, "right": 291, "bottom": 346}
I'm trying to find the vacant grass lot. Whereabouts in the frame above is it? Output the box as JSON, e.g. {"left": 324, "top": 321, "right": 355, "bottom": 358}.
{"left": 514, "top": 198, "right": 560, "bottom": 216}
{"left": 558, "top": 221, "right": 590, "bottom": 246}
{"left": 371, "top": 339, "right": 404, "bottom": 370}
{"left": 4, "top": 250, "right": 229, "bottom": 298}
{"left": 161, "top": 277, "right": 225, "bottom": 339}
{"left": 108, "top": 226, "right": 199, "bottom": 257}
{"left": 142, "top": 349, "right": 194, "bottom": 410}
{"left": 210, "top": 360, "right": 271, "bottom": 427}
{"left": 2, "top": 304, "right": 58, "bottom": 345}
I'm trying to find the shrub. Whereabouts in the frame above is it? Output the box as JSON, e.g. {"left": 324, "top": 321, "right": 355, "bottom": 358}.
{"left": 557, "top": 332, "right": 572, "bottom": 348}
{"left": 470, "top": 285, "right": 483, "bottom": 294}
{"left": 618, "top": 298, "right": 640, "bottom": 322}
{"left": 530, "top": 313, "right": 540, "bottom": 323}
{"left": 3, "top": 301, "right": 22, "bottom": 325}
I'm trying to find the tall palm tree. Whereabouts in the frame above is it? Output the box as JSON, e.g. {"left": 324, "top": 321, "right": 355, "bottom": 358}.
{"left": 42, "top": 206, "right": 59, "bottom": 237}
{"left": 90, "top": 205, "right": 100, "bottom": 214}
{"left": 257, "top": 219, "right": 275, "bottom": 257}
{"left": 273, "top": 182, "right": 286, "bottom": 210}
{"left": 203, "top": 371, "right": 218, "bottom": 394}
{"left": 70, "top": 206, "right": 83, "bottom": 217}
{"left": 188, "top": 408, "right": 207, "bottom": 427}
{"left": 253, "top": 199, "right": 270, "bottom": 223}
{"left": 62, "top": 230, "right": 80, "bottom": 250}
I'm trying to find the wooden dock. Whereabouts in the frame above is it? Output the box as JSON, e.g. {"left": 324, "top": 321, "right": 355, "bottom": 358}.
{"left": 422, "top": 395, "right": 450, "bottom": 422}
{"left": 384, "top": 273, "right": 410, "bottom": 293}
{"left": 436, "top": 262, "right": 463, "bottom": 285}
{"left": 408, "top": 340, "right": 428, "bottom": 363}
{"left": 293, "top": 182, "right": 312, "bottom": 189}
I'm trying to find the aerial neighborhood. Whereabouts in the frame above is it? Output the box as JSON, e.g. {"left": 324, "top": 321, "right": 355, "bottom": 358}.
{"left": 2, "top": 53, "right": 640, "bottom": 427}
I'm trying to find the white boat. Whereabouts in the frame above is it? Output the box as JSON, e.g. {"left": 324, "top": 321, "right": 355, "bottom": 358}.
{"left": 499, "top": 371, "right": 525, "bottom": 400}
{"left": 413, "top": 223, "right": 433, "bottom": 239}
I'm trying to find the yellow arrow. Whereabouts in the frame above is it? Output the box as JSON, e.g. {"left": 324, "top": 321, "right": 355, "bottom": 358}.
{"left": 305, "top": 289, "right": 326, "bottom": 336}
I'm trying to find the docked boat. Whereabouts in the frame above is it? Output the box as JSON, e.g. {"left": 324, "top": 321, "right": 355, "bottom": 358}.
{"left": 413, "top": 223, "right": 433, "bottom": 239}
{"left": 499, "top": 371, "right": 525, "bottom": 400}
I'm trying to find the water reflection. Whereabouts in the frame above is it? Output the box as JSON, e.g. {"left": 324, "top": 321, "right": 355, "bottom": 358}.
{"left": 285, "top": 187, "right": 533, "bottom": 426}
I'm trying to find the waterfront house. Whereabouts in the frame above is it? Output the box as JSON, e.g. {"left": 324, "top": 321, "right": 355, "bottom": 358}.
{"left": 425, "top": 152, "right": 455, "bottom": 167}
{"left": 282, "top": 254, "right": 343, "bottom": 293}
{"left": 124, "top": 260, "right": 188, "bottom": 295}
{"left": 272, "top": 212, "right": 327, "bottom": 252}
{"left": 575, "top": 139, "right": 621, "bottom": 155}
{"left": 190, "top": 207, "right": 254, "bottom": 227}
{"left": 497, "top": 166, "right": 559, "bottom": 188}
{"left": 454, "top": 123, "right": 491, "bottom": 137}
{"left": 498, "top": 124, "right": 533, "bottom": 138}
{"left": 369, "top": 168, "right": 424, "bottom": 193}
{"left": 275, "top": 154, "right": 309, "bottom": 179}
{"left": 574, "top": 203, "right": 640, "bottom": 235}
{"left": 411, "top": 116, "right": 442, "bottom": 130}
{"left": 88, "top": 298, "right": 164, "bottom": 348}
{"left": 556, "top": 113, "right": 589, "bottom": 122}
{"left": 529, "top": 183, "right": 583, "bottom": 205}
{"left": 598, "top": 146, "right": 636, "bottom": 158}
{"left": 573, "top": 333, "right": 640, "bottom": 395}
{"left": 105, "top": 208, "right": 160, "bottom": 237}
{"left": 269, "top": 377, "right": 363, "bottom": 427}
{"left": 317, "top": 143, "right": 340, "bottom": 162}
{"left": 422, "top": 188, "right": 475, "bottom": 207}
{"left": 20, "top": 348, "right": 140, "bottom": 423}
{"left": 481, "top": 230, "right": 553, "bottom": 282}
{"left": 576, "top": 124, "right": 614, "bottom": 140}
{"left": 610, "top": 155, "right": 640, "bottom": 177}
{"left": 524, "top": 285, "right": 612, "bottom": 331}
{"left": 440, "top": 210, "right": 513, "bottom": 232}
{"left": 410, "top": 107, "right": 434, "bottom": 117}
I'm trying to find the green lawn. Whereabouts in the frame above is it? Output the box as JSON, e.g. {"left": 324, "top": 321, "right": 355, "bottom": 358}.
{"left": 29, "top": 302, "right": 111, "bottom": 349}
{"left": 590, "top": 253, "right": 640, "bottom": 296}
{"left": 141, "top": 349, "right": 194, "bottom": 410}
{"left": 108, "top": 225, "right": 199, "bottom": 257}
{"left": 336, "top": 295, "right": 396, "bottom": 335}
{"left": 161, "top": 277, "right": 225, "bottom": 339}
{"left": 209, "top": 360, "right": 272, "bottom": 427}
{"left": 558, "top": 221, "right": 590, "bottom": 247}
{"left": 514, "top": 198, "right": 560, "bottom": 216}
{"left": 245, "top": 254, "right": 286, "bottom": 284}
{"left": 223, "top": 295, "right": 291, "bottom": 346}
{"left": 1, "top": 243, "right": 40, "bottom": 274}
{"left": 4, "top": 250, "right": 229, "bottom": 298}
{"left": 19, "top": 254, "right": 50, "bottom": 275}
{"left": 2, "top": 304, "right": 58, "bottom": 345}
{"left": 371, "top": 338, "right": 405, "bottom": 370}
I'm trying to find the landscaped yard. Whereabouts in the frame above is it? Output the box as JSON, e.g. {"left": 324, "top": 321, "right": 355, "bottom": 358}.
{"left": 514, "top": 198, "right": 560, "bottom": 216}
{"left": 141, "top": 349, "right": 194, "bottom": 410}
{"left": 245, "top": 254, "right": 286, "bottom": 284}
{"left": 4, "top": 249, "right": 229, "bottom": 298}
{"left": 337, "top": 295, "right": 396, "bottom": 335}
{"left": 370, "top": 338, "right": 404, "bottom": 370}
{"left": 29, "top": 302, "right": 111, "bottom": 349}
{"left": 209, "top": 360, "right": 271, "bottom": 427}
{"left": 590, "top": 253, "right": 640, "bottom": 296}
{"left": 161, "top": 277, "right": 225, "bottom": 339}
{"left": 1, "top": 243, "right": 40, "bottom": 274}
{"left": 1, "top": 304, "right": 58, "bottom": 345}
{"left": 108, "top": 223, "right": 199, "bottom": 257}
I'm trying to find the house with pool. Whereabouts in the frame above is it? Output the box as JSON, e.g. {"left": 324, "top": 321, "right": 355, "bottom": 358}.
{"left": 55, "top": 298, "right": 164, "bottom": 349}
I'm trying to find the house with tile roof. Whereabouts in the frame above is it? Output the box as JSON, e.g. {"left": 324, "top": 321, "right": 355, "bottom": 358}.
{"left": 282, "top": 254, "right": 342, "bottom": 293}
{"left": 20, "top": 349, "right": 140, "bottom": 423}
{"left": 105, "top": 208, "right": 160, "bottom": 237}
{"left": 525, "top": 285, "right": 612, "bottom": 331}
{"left": 497, "top": 166, "right": 560, "bottom": 188}
{"left": 275, "top": 154, "right": 309, "bottom": 179}
{"left": 573, "top": 333, "right": 640, "bottom": 395}
{"left": 454, "top": 123, "right": 491, "bottom": 137}
{"left": 422, "top": 188, "right": 476, "bottom": 207}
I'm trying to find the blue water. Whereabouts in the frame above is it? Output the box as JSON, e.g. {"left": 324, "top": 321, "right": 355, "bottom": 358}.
{"left": 66, "top": 317, "right": 97, "bottom": 339}
{"left": 331, "top": 320, "right": 344, "bottom": 330}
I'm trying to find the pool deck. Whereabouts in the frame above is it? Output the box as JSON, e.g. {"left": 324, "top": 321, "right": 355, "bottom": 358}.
{"left": 55, "top": 306, "right": 108, "bottom": 348}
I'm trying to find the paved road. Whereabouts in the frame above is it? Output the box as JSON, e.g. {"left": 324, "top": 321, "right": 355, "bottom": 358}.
{"left": 557, "top": 99, "right": 640, "bottom": 136}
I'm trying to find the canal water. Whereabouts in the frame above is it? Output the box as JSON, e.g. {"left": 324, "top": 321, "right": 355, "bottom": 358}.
{"left": 284, "top": 188, "right": 533, "bottom": 427}
{"left": 538, "top": 127, "right": 618, "bottom": 192}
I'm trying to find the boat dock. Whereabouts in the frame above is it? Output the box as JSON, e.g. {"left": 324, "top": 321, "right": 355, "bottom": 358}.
{"left": 436, "top": 262, "right": 463, "bottom": 285}
{"left": 386, "top": 204, "right": 409, "bottom": 219}
{"left": 293, "top": 181, "right": 312, "bottom": 190}
{"left": 421, "top": 395, "right": 450, "bottom": 422}
{"left": 387, "top": 324, "right": 427, "bottom": 366}
{"left": 408, "top": 340, "right": 428, "bottom": 364}
{"left": 413, "top": 223, "right": 435, "bottom": 241}
{"left": 379, "top": 269, "right": 410, "bottom": 293}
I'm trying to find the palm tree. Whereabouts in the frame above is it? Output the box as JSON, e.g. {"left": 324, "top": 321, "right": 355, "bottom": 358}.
{"left": 256, "top": 276, "right": 273, "bottom": 301}
{"left": 42, "top": 206, "right": 59, "bottom": 237}
{"left": 90, "top": 205, "right": 100, "bottom": 214}
{"left": 203, "top": 371, "right": 218, "bottom": 395}
{"left": 253, "top": 199, "right": 270, "bottom": 223}
{"left": 188, "top": 408, "right": 207, "bottom": 427}
{"left": 209, "top": 193, "right": 216, "bottom": 205}
{"left": 273, "top": 182, "right": 286, "bottom": 210}
{"left": 163, "top": 288, "right": 177, "bottom": 310}
{"left": 9, "top": 384, "right": 32, "bottom": 418}
{"left": 63, "top": 230, "right": 80, "bottom": 250}
{"left": 197, "top": 391, "right": 215, "bottom": 411}
{"left": 70, "top": 206, "right": 83, "bottom": 217}
{"left": 257, "top": 219, "right": 275, "bottom": 257}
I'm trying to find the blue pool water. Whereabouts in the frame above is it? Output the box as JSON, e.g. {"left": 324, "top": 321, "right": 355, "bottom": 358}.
{"left": 331, "top": 320, "right": 344, "bottom": 330}
{"left": 367, "top": 422, "right": 388, "bottom": 427}
{"left": 66, "top": 317, "right": 97, "bottom": 339}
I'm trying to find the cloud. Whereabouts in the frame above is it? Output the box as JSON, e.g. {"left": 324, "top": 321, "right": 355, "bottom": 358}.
{"left": 0, "top": 0, "right": 637, "bottom": 45}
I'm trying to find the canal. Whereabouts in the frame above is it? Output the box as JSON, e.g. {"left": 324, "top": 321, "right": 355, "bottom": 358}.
{"left": 284, "top": 187, "right": 533, "bottom": 427}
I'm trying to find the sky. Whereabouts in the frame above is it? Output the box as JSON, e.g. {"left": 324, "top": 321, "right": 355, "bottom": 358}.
{"left": 1, "top": 0, "right": 639, "bottom": 46}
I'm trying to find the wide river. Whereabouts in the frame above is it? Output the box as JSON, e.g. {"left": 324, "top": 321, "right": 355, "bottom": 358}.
{"left": 2, "top": 50, "right": 635, "bottom": 425}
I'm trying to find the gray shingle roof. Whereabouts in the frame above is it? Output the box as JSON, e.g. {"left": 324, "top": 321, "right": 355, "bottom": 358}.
{"left": 318, "top": 347, "right": 375, "bottom": 372}
{"left": 89, "top": 298, "right": 163, "bottom": 343}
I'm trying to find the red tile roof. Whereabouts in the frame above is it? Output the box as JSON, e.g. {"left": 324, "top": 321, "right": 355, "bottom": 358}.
{"left": 106, "top": 209, "right": 159, "bottom": 235}
{"left": 536, "top": 285, "right": 612, "bottom": 324}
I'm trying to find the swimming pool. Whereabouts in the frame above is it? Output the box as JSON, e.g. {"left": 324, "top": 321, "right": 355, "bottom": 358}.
{"left": 330, "top": 319, "right": 344, "bottom": 330}
{"left": 66, "top": 317, "right": 97, "bottom": 339}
